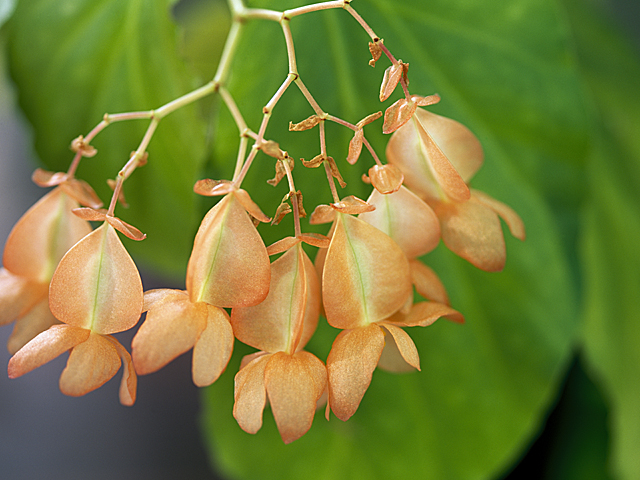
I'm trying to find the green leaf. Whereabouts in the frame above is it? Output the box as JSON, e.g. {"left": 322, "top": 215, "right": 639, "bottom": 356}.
{"left": 200, "top": 1, "right": 587, "bottom": 479}
{"left": 6, "top": 0, "right": 208, "bottom": 275}
{"left": 563, "top": 1, "right": 640, "bottom": 478}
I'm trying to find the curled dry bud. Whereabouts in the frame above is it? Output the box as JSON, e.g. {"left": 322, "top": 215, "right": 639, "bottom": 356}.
{"left": 368, "top": 40, "right": 383, "bottom": 67}
{"left": 70, "top": 135, "right": 97, "bottom": 157}
{"left": 289, "top": 115, "right": 322, "bottom": 131}
{"left": 327, "top": 157, "right": 347, "bottom": 188}
{"left": 261, "top": 140, "right": 285, "bottom": 160}
{"left": 267, "top": 157, "right": 295, "bottom": 187}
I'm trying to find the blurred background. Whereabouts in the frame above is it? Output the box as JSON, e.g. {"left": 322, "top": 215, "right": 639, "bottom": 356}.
{"left": 1, "top": 0, "right": 639, "bottom": 479}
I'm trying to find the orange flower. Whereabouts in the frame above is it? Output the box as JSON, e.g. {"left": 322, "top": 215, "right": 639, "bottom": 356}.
{"left": 231, "top": 242, "right": 326, "bottom": 444}
{"left": 386, "top": 107, "right": 525, "bottom": 271}
{"left": 0, "top": 170, "right": 99, "bottom": 353}
{"left": 8, "top": 220, "right": 142, "bottom": 405}
{"left": 132, "top": 190, "right": 270, "bottom": 385}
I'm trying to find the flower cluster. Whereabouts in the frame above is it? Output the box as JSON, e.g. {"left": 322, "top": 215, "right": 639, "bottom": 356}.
{"left": 1, "top": 0, "right": 524, "bottom": 444}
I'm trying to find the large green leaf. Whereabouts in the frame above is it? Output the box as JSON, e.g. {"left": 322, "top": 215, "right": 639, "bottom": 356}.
{"left": 199, "top": 1, "right": 587, "bottom": 479}
{"left": 6, "top": 0, "right": 208, "bottom": 275}
{"left": 563, "top": 1, "right": 640, "bottom": 478}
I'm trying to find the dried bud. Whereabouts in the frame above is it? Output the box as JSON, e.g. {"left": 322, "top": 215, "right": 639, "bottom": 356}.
{"left": 267, "top": 157, "right": 295, "bottom": 187}
{"left": 355, "top": 111, "right": 383, "bottom": 129}
{"left": 70, "top": 135, "right": 97, "bottom": 158}
{"left": 289, "top": 115, "right": 322, "bottom": 131}
{"left": 301, "top": 154, "right": 325, "bottom": 168}
{"left": 261, "top": 140, "right": 285, "bottom": 160}
{"left": 379, "top": 62, "right": 407, "bottom": 102}
{"left": 368, "top": 40, "right": 383, "bottom": 67}
{"left": 272, "top": 201, "right": 292, "bottom": 226}
{"left": 327, "top": 157, "right": 347, "bottom": 188}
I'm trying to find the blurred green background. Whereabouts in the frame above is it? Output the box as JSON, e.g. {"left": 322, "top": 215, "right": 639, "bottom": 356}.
{"left": 0, "top": 0, "right": 639, "bottom": 479}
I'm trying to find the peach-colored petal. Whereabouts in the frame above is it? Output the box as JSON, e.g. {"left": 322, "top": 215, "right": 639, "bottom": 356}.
{"left": 326, "top": 324, "right": 385, "bottom": 421}
{"left": 359, "top": 186, "right": 440, "bottom": 259}
{"left": 413, "top": 94, "right": 441, "bottom": 107}
{"left": 388, "top": 301, "right": 464, "bottom": 327}
{"left": 368, "top": 164, "right": 404, "bottom": 194}
{"left": 297, "top": 249, "right": 321, "bottom": 351}
{"left": 105, "top": 215, "right": 146, "bottom": 241}
{"left": 235, "top": 188, "right": 271, "bottom": 223}
{"left": 412, "top": 114, "right": 470, "bottom": 202}
{"left": 59, "top": 332, "right": 120, "bottom": 397}
{"left": 386, "top": 109, "right": 482, "bottom": 203}
{"left": 49, "top": 223, "right": 143, "bottom": 334}
{"left": 298, "top": 232, "right": 330, "bottom": 249}
{"left": 266, "top": 236, "right": 300, "bottom": 256}
{"left": 131, "top": 293, "right": 206, "bottom": 375}
{"left": 409, "top": 260, "right": 450, "bottom": 305}
{"left": 435, "top": 199, "right": 506, "bottom": 272}
{"left": 309, "top": 204, "right": 336, "bottom": 225}
{"left": 379, "top": 323, "right": 420, "bottom": 370}
{"left": 103, "top": 335, "right": 137, "bottom": 406}
{"left": 31, "top": 168, "right": 67, "bottom": 187}
{"left": 265, "top": 351, "right": 327, "bottom": 444}
{"left": 471, "top": 189, "right": 526, "bottom": 241}
{"left": 231, "top": 245, "right": 318, "bottom": 354}
{"left": 187, "top": 193, "right": 270, "bottom": 307}
{"left": 322, "top": 214, "right": 411, "bottom": 329}
{"left": 382, "top": 98, "right": 417, "bottom": 134}
{"left": 193, "top": 178, "right": 235, "bottom": 196}
{"left": 414, "top": 109, "right": 484, "bottom": 183}
{"left": 60, "top": 178, "right": 103, "bottom": 209}
{"left": 143, "top": 288, "right": 187, "bottom": 312}
{"left": 3, "top": 188, "right": 93, "bottom": 282}
{"left": 192, "top": 305, "right": 234, "bottom": 387}
{"left": 71, "top": 207, "right": 107, "bottom": 222}
{"left": 233, "top": 353, "right": 271, "bottom": 435}
{"left": 7, "top": 296, "right": 58, "bottom": 355}
{"left": 8, "top": 324, "right": 90, "bottom": 378}
{"left": 0, "top": 268, "right": 48, "bottom": 326}
{"left": 377, "top": 330, "right": 415, "bottom": 373}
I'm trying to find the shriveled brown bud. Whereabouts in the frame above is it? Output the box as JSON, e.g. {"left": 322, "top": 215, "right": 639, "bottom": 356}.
{"left": 267, "top": 157, "right": 295, "bottom": 186}
{"left": 70, "top": 135, "right": 97, "bottom": 157}
{"left": 368, "top": 40, "right": 383, "bottom": 67}
{"left": 289, "top": 115, "right": 322, "bottom": 131}
{"left": 272, "top": 201, "right": 292, "bottom": 225}
{"left": 327, "top": 157, "right": 347, "bottom": 188}
{"left": 356, "top": 111, "right": 383, "bottom": 129}
{"left": 301, "top": 154, "right": 325, "bottom": 168}
{"left": 261, "top": 140, "right": 285, "bottom": 159}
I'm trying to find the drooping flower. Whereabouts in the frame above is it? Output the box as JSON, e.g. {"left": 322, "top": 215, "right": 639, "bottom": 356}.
{"left": 0, "top": 169, "right": 99, "bottom": 353}
{"left": 131, "top": 188, "right": 270, "bottom": 385}
{"left": 386, "top": 107, "right": 525, "bottom": 271}
{"left": 231, "top": 242, "right": 326, "bottom": 444}
{"left": 8, "top": 219, "right": 143, "bottom": 405}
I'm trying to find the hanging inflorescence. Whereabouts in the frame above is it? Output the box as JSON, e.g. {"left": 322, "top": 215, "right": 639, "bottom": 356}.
{"left": 0, "top": 0, "right": 525, "bottom": 444}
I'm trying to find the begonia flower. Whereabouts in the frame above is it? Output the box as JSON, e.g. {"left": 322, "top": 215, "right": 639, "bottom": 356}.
{"left": 386, "top": 107, "right": 525, "bottom": 271}
{"left": 0, "top": 171, "right": 98, "bottom": 353}
{"left": 230, "top": 242, "right": 326, "bottom": 444}
{"left": 132, "top": 190, "right": 269, "bottom": 385}
{"left": 317, "top": 212, "right": 417, "bottom": 420}
{"left": 8, "top": 220, "right": 143, "bottom": 405}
